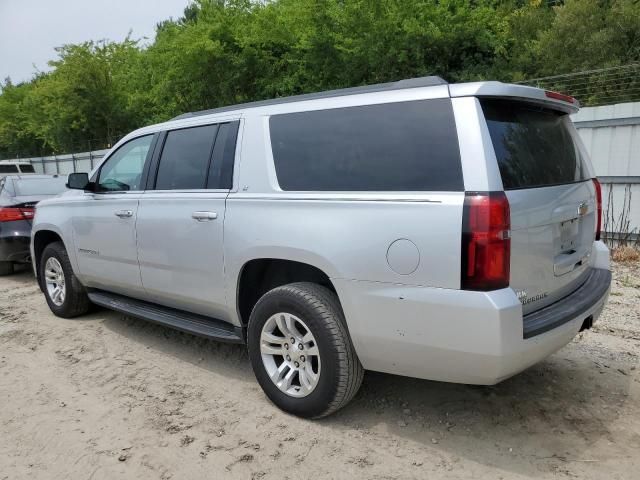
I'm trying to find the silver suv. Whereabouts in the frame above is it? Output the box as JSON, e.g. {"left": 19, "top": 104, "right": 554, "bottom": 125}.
{"left": 31, "top": 77, "right": 611, "bottom": 418}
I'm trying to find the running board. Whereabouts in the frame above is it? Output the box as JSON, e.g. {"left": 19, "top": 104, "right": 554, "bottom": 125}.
{"left": 88, "top": 290, "right": 244, "bottom": 344}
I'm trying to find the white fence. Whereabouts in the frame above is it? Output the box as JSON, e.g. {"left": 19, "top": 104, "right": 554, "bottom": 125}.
{"left": 572, "top": 102, "right": 640, "bottom": 238}
{"left": 19, "top": 149, "right": 109, "bottom": 175}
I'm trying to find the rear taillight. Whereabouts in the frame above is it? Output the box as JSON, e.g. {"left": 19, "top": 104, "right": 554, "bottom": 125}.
{"left": 461, "top": 192, "right": 511, "bottom": 291}
{"left": 592, "top": 178, "right": 602, "bottom": 241}
{"left": 0, "top": 207, "right": 35, "bottom": 222}
{"left": 22, "top": 207, "right": 35, "bottom": 220}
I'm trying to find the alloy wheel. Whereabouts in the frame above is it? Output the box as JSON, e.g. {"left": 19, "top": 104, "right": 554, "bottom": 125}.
{"left": 44, "top": 257, "right": 66, "bottom": 306}
{"left": 260, "top": 312, "right": 321, "bottom": 398}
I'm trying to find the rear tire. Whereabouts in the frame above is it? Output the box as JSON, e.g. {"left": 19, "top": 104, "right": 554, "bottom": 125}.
{"left": 248, "top": 282, "right": 364, "bottom": 418}
{"left": 40, "top": 242, "right": 90, "bottom": 318}
{"left": 0, "top": 261, "right": 13, "bottom": 276}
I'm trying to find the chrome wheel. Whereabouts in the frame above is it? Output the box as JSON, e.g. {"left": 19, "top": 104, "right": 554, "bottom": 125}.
{"left": 260, "top": 312, "right": 321, "bottom": 398}
{"left": 44, "top": 257, "right": 66, "bottom": 306}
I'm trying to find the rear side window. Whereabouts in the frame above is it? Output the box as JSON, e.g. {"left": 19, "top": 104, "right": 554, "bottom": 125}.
{"left": 269, "top": 99, "right": 463, "bottom": 191}
{"left": 481, "top": 99, "right": 588, "bottom": 190}
{"left": 156, "top": 125, "right": 218, "bottom": 190}
{"left": 207, "top": 121, "right": 239, "bottom": 190}
{"left": 154, "top": 121, "right": 239, "bottom": 190}
{"left": 19, "top": 164, "right": 35, "bottom": 173}
{"left": 0, "top": 164, "right": 18, "bottom": 173}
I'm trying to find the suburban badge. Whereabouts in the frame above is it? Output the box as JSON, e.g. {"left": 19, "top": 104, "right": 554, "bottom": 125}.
{"left": 516, "top": 290, "right": 549, "bottom": 305}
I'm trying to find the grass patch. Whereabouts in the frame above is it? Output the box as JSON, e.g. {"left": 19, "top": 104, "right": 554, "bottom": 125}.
{"left": 612, "top": 246, "right": 640, "bottom": 264}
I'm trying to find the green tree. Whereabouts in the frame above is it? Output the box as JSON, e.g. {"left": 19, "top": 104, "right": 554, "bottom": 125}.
{"left": 2, "top": 0, "right": 640, "bottom": 158}
{"left": 0, "top": 79, "right": 40, "bottom": 158}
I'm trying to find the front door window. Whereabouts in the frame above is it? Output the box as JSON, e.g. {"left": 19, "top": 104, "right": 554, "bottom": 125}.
{"left": 98, "top": 135, "right": 153, "bottom": 192}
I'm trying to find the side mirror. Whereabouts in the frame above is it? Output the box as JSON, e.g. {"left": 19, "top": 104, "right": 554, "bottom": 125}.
{"left": 66, "top": 172, "right": 91, "bottom": 191}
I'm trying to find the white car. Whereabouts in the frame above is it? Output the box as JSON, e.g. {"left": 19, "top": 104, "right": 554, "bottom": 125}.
{"left": 0, "top": 160, "right": 36, "bottom": 178}
{"left": 31, "top": 77, "right": 611, "bottom": 418}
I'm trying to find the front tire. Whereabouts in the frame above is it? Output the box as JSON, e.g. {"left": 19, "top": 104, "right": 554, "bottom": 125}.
{"left": 248, "top": 282, "right": 364, "bottom": 418}
{"left": 40, "top": 242, "right": 90, "bottom": 318}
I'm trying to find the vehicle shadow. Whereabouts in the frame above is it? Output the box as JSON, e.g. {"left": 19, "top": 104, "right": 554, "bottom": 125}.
{"left": 101, "top": 311, "right": 254, "bottom": 383}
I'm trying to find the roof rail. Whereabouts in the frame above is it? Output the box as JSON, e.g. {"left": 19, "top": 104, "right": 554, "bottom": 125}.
{"left": 171, "top": 76, "right": 447, "bottom": 120}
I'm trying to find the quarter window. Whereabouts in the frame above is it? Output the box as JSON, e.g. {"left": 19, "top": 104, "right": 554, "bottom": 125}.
{"left": 269, "top": 99, "right": 463, "bottom": 191}
{"left": 98, "top": 135, "right": 153, "bottom": 192}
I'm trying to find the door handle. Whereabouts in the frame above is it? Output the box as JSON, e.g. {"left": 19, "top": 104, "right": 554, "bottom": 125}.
{"left": 114, "top": 210, "right": 133, "bottom": 218}
{"left": 191, "top": 211, "right": 218, "bottom": 221}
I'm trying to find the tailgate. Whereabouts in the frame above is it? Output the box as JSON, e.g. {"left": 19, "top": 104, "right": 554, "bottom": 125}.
{"left": 480, "top": 98, "right": 596, "bottom": 314}
{"left": 507, "top": 182, "right": 595, "bottom": 313}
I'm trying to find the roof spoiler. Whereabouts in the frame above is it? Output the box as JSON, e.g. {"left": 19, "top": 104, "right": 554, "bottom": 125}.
{"left": 448, "top": 81, "right": 580, "bottom": 114}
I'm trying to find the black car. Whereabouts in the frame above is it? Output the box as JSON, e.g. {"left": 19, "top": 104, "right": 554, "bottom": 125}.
{"left": 0, "top": 174, "right": 69, "bottom": 275}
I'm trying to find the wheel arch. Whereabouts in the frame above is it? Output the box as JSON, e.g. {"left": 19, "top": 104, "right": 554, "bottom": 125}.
{"left": 32, "top": 227, "right": 70, "bottom": 290}
{"left": 235, "top": 257, "right": 339, "bottom": 328}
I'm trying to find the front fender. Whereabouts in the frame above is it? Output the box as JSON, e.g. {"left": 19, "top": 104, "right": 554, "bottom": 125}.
{"left": 31, "top": 220, "right": 78, "bottom": 281}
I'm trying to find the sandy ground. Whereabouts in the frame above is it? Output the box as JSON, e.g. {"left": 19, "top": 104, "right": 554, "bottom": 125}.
{"left": 0, "top": 263, "right": 639, "bottom": 480}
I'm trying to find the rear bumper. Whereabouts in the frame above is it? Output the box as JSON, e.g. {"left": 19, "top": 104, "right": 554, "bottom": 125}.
{"left": 0, "top": 219, "right": 32, "bottom": 263}
{"left": 334, "top": 267, "right": 610, "bottom": 385}
{"left": 523, "top": 268, "right": 611, "bottom": 338}
{"left": 0, "top": 235, "right": 31, "bottom": 262}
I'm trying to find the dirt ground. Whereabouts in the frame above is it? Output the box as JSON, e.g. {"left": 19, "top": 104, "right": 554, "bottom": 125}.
{"left": 0, "top": 262, "right": 639, "bottom": 480}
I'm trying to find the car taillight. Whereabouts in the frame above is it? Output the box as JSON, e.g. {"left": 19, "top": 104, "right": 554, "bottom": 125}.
{"left": 22, "top": 207, "right": 35, "bottom": 219}
{"left": 0, "top": 207, "right": 35, "bottom": 222}
{"left": 461, "top": 192, "right": 510, "bottom": 291}
{"left": 592, "top": 178, "right": 602, "bottom": 241}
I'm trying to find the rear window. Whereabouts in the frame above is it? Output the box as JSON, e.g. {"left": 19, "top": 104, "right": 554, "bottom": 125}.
{"left": 481, "top": 99, "right": 588, "bottom": 190}
{"left": 0, "top": 164, "right": 18, "bottom": 173}
{"left": 13, "top": 177, "right": 68, "bottom": 196}
{"left": 269, "top": 99, "right": 463, "bottom": 191}
{"left": 19, "top": 164, "right": 35, "bottom": 173}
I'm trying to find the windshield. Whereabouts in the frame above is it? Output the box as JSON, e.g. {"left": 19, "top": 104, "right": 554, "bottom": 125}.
{"left": 13, "top": 177, "right": 69, "bottom": 196}
{"left": 481, "top": 99, "right": 589, "bottom": 190}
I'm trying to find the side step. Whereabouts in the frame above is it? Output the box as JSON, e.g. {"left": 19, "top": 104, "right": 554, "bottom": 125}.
{"left": 88, "top": 290, "right": 244, "bottom": 344}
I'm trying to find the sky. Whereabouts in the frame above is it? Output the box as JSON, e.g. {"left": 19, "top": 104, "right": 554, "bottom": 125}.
{"left": 0, "top": 0, "right": 192, "bottom": 83}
